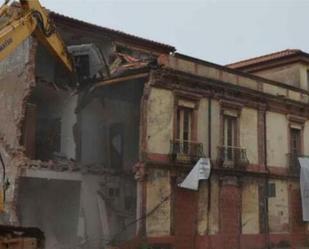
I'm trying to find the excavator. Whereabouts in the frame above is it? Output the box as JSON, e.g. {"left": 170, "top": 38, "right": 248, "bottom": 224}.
{"left": 0, "top": 0, "right": 74, "bottom": 72}
{"left": 0, "top": 0, "right": 106, "bottom": 84}
{"left": 0, "top": 1, "right": 105, "bottom": 248}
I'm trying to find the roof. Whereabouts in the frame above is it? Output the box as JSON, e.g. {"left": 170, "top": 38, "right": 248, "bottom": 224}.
{"left": 226, "top": 49, "right": 309, "bottom": 70}
{"left": 10, "top": 2, "right": 175, "bottom": 53}
{"left": 49, "top": 11, "right": 176, "bottom": 54}
{"left": 172, "top": 52, "right": 309, "bottom": 95}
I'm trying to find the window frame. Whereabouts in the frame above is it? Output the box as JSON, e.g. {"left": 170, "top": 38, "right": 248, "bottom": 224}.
{"left": 223, "top": 115, "right": 237, "bottom": 148}
{"left": 176, "top": 106, "right": 193, "bottom": 142}
{"left": 219, "top": 100, "right": 242, "bottom": 149}
{"left": 173, "top": 94, "right": 200, "bottom": 143}
{"left": 172, "top": 93, "right": 200, "bottom": 157}
{"left": 287, "top": 115, "right": 305, "bottom": 157}
{"left": 290, "top": 127, "right": 302, "bottom": 156}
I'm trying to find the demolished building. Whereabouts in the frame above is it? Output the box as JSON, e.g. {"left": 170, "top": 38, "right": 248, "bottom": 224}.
{"left": 0, "top": 7, "right": 309, "bottom": 249}
{"left": 0, "top": 10, "right": 174, "bottom": 249}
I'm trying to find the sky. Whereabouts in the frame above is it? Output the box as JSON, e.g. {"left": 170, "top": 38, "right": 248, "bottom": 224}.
{"left": 39, "top": 0, "right": 309, "bottom": 65}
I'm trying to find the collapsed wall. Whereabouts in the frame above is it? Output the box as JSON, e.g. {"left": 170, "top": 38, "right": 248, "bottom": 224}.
{"left": 0, "top": 37, "right": 37, "bottom": 223}
{"left": 0, "top": 33, "right": 147, "bottom": 249}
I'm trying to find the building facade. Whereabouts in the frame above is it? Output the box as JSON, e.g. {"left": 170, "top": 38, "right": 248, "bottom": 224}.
{"left": 140, "top": 53, "right": 309, "bottom": 249}
{"left": 0, "top": 7, "right": 308, "bottom": 249}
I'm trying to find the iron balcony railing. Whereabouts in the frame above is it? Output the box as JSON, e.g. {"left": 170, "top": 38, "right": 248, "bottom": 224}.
{"left": 169, "top": 140, "right": 205, "bottom": 163}
{"left": 287, "top": 153, "right": 301, "bottom": 175}
{"left": 216, "top": 146, "right": 249, "bottom": 169}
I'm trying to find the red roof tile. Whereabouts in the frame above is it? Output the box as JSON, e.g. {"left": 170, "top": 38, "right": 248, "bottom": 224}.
{"left": 227, "top": 49, "right": 306, "bottom": 69}
{"left": 11, "top": 2, "right": 175, "bottom": 53}
{"left": 49, "top": 11, "right": 175, "bottom": 53}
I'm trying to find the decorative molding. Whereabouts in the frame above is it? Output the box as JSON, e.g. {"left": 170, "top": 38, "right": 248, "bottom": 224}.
{"left": 219, "top": 99, "right": 243, "bottom": 111}
{"left": 287, "top": 114, "right": 307, "bottom": 124}
{"left": 151, "top": 68, "right": 309, "bottom": 119}
{"left": 173, "top": 90, "right": 202, "bottom": 103}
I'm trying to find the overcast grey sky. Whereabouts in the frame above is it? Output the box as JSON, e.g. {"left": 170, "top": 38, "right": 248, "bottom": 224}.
{"left": 40, "top": 0, "right": 309, "bottom": 65}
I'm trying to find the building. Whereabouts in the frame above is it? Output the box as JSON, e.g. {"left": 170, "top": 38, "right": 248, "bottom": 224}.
{"left": 0, "top": 6, "right": 308, "bottom": 249}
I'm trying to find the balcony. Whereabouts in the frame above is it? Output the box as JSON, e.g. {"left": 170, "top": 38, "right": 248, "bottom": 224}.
{"left": 169, "top": 140, "right": 205, "bottom": 163}
{"left": 216, "top": 146, "right": 249, "bottom": 169}
{"left": 287, "top": 153, "right": 301, "bottom": 175}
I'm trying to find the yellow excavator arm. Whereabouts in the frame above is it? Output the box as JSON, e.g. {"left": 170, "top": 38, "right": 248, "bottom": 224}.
{"left": 0, "top": 0, "right": 76, "bottom": 212}
{"left": 0, "top": 0, "right": 74, "bottom": 72}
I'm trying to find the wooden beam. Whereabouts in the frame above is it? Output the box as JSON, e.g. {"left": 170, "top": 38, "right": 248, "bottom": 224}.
{"left": 93, "top": 73, "right": 149, "bottom": 90}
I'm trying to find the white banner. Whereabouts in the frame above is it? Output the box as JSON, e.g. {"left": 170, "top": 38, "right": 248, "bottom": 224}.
{"left": 298, "top": 157, "right": 309, "bottom": 221}
{"left": 178, "top": 158, "right": 211, "bottom": 191}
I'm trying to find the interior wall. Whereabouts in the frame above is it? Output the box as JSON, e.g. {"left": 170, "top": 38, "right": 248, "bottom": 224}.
{"left": 79, "top": 80, "right": 142, "bottom": 170}
{"left": 17, "top": 177, "right": 81, "bottom": 249}
{"left": 78, "top": 80, "right": 144, "bottom": 244}
{"left": 21, "top": 43, "right": 78, "bottom": 161}
{"left": 26, "top": 84, "right": 77, "bottom": 161}
{"left": 20, "top": 37, "right": 145, "bottom": 248}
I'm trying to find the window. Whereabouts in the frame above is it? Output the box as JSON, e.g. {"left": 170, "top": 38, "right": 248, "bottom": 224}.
{"left": 290, "top": 128, "right": 301, "bottom": 156}
{"left": 176, "top": 107, "right": 193, "bottom": 153}
{"left": 218, "top": 102, "right": 248, "bottom": 168}
{"left": 223, "top": 115, "right": 237, "bottom": 160}
{"left": 289, "top": 127, "right": 302, "bottom": 171}
{"left": 171, "top": 97, "right": 202, "bottom": 161}
{"left": 268, "top": 183, "right": 276, "bottom": 198}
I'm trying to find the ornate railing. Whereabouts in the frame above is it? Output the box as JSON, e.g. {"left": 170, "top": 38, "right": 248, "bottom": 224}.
{"left": 287, "top": 153, "right": 301, "bottom": 175}
{"left": 216, "top": 146, "right": 249, "bottom": 169}
{"left": 169, "top": 140, "right": 205, "bottom": 163}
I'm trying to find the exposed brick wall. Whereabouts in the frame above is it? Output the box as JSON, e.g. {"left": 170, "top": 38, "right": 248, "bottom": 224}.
{"left": 0, "top": 38, "right": 36, "bottom": 149}
{"left": 219, "top": 176, "right": 241, "bottom": 249}
{"left": 174, "top": 187, "right": 198, "bottom": 249}
{"left": 240, "top": 234, "right": 266, "bottom": 249}
{"left": 290, "top": 186, "right": 306, "bottom": 233}
{"left": 0, "top": 37, "right": 37, "bottom": 224}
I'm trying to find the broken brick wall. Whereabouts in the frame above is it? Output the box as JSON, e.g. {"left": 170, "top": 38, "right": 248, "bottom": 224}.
{"left": 0, "top": 37, "right": 37, "bottom": 223}
{"left": 0, "top": 38, "right": 36, "bottom": 149}
{"left": 18, "top": 53, "right": 145, "bottom": 249}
